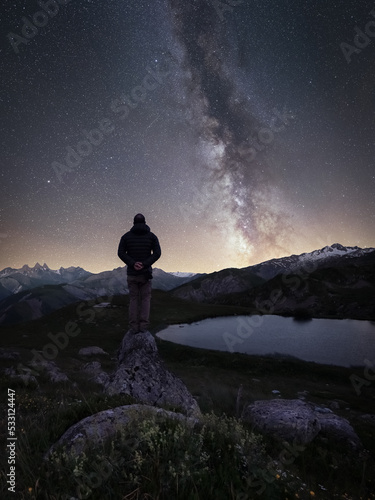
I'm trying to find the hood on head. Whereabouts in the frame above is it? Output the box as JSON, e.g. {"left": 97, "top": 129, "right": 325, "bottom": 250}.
{"left": 131, "top": 223, "right": 150, "bottom": 235}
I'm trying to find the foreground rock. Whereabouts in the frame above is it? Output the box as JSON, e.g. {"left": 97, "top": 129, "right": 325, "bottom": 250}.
{"left": 105, "top": 331, "right": 200, "bottom": 417}
{"left": 242, "top": 399, "right": 362, "bottom": 449}
{"left": 46, "top": 404, "right": 197, "bottom": 457}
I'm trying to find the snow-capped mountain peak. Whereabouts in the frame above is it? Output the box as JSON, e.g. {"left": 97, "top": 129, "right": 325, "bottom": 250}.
{"left": 0, "top": 264, "right": 94, "bottom": 302}
{"left": 33, "top": 262, "right": 51, "bottom": 271}
{"left": 169, "top": 271, "right": 197, "bottom": 278}
{"left": 18, "top": 263, "right": 51, "bottom": 275}
{"left": 302, "top": 243, "right": 372, "bottom": 262}
{"left": 245, "top": 243, "right": 375, "bottom": 281}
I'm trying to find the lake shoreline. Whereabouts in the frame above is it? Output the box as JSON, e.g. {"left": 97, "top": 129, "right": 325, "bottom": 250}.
{"left": 156, "top": 314, "right": 375, "bottom": 368}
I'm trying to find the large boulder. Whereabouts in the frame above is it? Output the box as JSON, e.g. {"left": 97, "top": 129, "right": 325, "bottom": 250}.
{"left": 242, "top": 399, "right": 321, "bottom": 444}
{"left": 242, "top": 399, "right": 362, "bottom": 449}
{"left": 45, "top": 404, "right": 197, "bottom": 458}
{"left": 105, "top": 331, "right": 200, "bottom": 417}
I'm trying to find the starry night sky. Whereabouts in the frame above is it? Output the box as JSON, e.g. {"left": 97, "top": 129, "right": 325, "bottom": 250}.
{"left": 1, "top": 0, "right": 374, "bottom": 274}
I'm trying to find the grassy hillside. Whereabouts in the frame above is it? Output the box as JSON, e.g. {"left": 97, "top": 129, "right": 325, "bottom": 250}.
{"left": 0, "top": 289, "right": 251, "bottom": 356}
{"left": 0, "top": 291, "right": 374, "bottom": 499}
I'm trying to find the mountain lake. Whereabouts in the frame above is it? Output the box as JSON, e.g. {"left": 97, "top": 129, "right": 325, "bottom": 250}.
{"left": 156, "top": 315, "right": 375, "bottom": 367}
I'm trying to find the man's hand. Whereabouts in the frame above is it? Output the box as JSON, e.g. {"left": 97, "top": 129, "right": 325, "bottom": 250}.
{"left": 134, "top": 262, "right": 144, "bottom": 271}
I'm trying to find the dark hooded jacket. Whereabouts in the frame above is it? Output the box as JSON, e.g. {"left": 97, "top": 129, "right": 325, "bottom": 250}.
{"left": 118, "top": 223, "right": 161, "bottom": 277}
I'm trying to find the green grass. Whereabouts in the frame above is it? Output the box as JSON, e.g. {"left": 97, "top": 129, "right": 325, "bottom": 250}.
{"left": 0, "top": 290, "right": 374, "bottom": 499}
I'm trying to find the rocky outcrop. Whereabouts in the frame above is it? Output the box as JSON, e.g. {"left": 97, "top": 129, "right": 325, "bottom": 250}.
{"left": 242, "top": 399, "right": 362, "bottom": 449}
{"left": 105, "top": 331, "right": 200, "bottom": 417}
{"left": 45, "top": 404, "right": 197, "bottom": 458}
{"left": 44, "top": 332, "right": 200, "bottom": 459}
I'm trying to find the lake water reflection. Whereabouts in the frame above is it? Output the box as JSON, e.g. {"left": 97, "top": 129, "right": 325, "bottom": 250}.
{"left": 156, "top": 315, "right": 375, "bottom": 367}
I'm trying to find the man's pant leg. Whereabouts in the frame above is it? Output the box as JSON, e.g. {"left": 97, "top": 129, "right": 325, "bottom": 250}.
{"left": 127, "top": 276, "right": 141, "bottom": 332}
{"left": 139, "top": 278, "right": 152, "bottom": 331}
{"left": 127, "top": 275, "right": 152, "bottom": 332}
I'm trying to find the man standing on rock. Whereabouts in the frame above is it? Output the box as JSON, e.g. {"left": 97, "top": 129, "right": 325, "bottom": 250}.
{"left": 118, "top": 214, "right": 161, "bottom": 334}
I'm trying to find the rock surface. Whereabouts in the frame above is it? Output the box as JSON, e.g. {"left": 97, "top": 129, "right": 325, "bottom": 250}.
{"left": 0, "top": 348, "right": 20, "bottom": 360}
{"left": 358, "top": 414, "right": 375, "bottom": 426}
{"left": 46, "top": 404, "right": 197, "bottom": 457}
{"left": 105, "top": 331, "right": 200, "bottom": 417}
{"left": 30, "top": 359, "right": 69, "bottom": 383}
{"left": 81, "top": 361, "right": 110, "bottom": 386}
{"left": 4, "top": 365, "right": 38, "bottom": 387}
{"left": 315, "top": 410, "right": 361, "bottom": 449}
{"left": 243, "top": 399, "right": 321, "bottom": 444}
{"left": 78, "top": 346, "right": 109, "bottom": 357}
{"left": 242, "top": 399, "right": 362, "bottom": 449}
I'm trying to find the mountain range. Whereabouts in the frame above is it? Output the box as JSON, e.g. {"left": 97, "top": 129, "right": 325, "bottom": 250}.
{"left": 171, "top": 243, "right": 375, "bottom": 320}
{"left": 0, "top": 265, "right": 203, "bottom": 326}
{"left": 0, "top": 243, "right": 374, "bottom": 326}
{"left": 171, "top": 243, "right": 375, "bottom": 300}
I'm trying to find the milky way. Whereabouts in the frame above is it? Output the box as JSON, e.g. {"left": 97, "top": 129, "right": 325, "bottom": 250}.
{"left": 168, "top": 0, "right": 297, "bottom": 260}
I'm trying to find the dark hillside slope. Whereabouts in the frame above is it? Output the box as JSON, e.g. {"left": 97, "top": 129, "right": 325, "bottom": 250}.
{"left": 207, "top": 255, "right": 375, "bottom": 320}
{"left": 171, "top": 267, "right": 266, "bottom": 302}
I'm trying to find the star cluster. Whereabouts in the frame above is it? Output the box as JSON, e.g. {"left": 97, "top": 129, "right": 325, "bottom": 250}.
{"left": 0, "top": 0, "right": 374, "bottom": 273}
